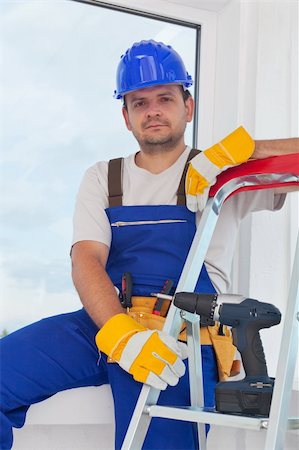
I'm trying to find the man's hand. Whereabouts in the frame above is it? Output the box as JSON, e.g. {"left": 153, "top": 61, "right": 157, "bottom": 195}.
{"left": 185, "top": 126, "right": 255, "bottom": 212}
{"left": 96, "top": 314, "right": 188, "bottom": 390}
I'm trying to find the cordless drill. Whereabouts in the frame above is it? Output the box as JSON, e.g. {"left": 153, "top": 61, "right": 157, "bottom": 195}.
{"left": 174, "top": 292, "right": 282, "bottom": 417}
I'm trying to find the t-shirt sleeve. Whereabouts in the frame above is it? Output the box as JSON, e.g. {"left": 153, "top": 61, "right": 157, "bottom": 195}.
{"left": 235, "top": 189, "right": 286, "bottom": 217}
{"left": 204, "top": 189, "right": 286, "bottom": 293}
{"left": 72, "top": 162, "right": 111, "bottom": 248}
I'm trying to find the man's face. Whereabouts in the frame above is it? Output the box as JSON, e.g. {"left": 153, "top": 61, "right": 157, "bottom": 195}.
{"left": 122, "top": 84, "right": 194, "bottom": 152}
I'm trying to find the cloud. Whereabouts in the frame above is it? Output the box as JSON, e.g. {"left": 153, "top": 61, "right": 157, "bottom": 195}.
{"left": 0, "top": 243, "right": 72, "bottom": 289}
{"left": 0, "top": 267, "right": 81, "bottom": 334}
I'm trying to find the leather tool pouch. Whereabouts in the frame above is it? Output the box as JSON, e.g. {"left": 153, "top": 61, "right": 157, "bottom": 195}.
{"left": 207, "top": 323, "right": 239, "bottom": 381}
{"left": 128, "top": 297, "right": 239, "bottom": 381}
{"left": 128, "top": 296, "right": 171, "bottom": 334}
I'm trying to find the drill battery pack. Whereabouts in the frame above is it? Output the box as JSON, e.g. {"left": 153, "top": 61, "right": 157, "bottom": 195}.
{"left": 215, "top": 377, "right": 275, "bottom": 417}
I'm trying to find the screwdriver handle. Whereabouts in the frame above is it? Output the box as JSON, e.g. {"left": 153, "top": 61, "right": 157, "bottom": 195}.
{"left": 121, "top": 272, "right": 133, "bottom": 308}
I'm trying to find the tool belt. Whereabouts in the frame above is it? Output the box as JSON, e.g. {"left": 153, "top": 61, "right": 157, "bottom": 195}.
{"left": 128, "top": 296, "right": 240, "bottom": 381}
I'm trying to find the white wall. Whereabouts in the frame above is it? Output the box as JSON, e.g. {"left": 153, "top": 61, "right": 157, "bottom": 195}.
{"left": 213, "top": 0, "right": 298, "bottom": 383}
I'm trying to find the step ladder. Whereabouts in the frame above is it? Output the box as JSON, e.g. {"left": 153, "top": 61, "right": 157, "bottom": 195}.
{"left": 121, "top": 154, "right": 299, "bottom": 450}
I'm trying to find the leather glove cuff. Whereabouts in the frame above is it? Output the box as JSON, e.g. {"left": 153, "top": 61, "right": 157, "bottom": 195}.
{"left": 204, "top": 126, "right": 254, "bottom": 168}
{"left": 95, "top": 313, "right": 146, "bottom": 357}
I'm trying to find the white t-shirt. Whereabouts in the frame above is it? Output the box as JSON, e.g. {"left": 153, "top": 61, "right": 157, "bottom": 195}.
{"left": 72, "top": 146, "right": 285, "bottom": 293}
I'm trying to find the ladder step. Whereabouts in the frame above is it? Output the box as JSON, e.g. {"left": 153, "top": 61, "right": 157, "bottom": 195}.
{"left": 288, "top": 418, "right": 299, "bottom": 430}
{"left": 147, "top": 406, "right": 299, "bottom": 431}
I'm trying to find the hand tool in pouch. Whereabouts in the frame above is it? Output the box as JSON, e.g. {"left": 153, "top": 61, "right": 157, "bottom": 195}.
{"left": 121, "top": 272, "right": 133, "bottom": 309}
{"left": 153, "top": 279, "right": 173, "bottom": 315}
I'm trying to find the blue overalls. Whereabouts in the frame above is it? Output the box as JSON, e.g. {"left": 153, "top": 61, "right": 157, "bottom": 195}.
{"left": 0, "top": 161, "right": 218, "bottom": 450}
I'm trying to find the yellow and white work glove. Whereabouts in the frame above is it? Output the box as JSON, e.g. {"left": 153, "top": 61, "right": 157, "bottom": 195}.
{"left": 96, "top": 314, "right": 188, "bottom": 390}
{"left": 186, "top": 126, "right": 255, "bottom": 212}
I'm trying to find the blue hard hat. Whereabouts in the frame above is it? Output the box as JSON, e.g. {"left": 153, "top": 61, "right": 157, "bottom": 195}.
{"left": 114, "top": 39, "right": 193, "bottom": 99}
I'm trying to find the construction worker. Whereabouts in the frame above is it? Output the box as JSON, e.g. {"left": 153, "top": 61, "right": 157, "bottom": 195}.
{"left": 0, "top": 39, "right": 298, "bottom": 450}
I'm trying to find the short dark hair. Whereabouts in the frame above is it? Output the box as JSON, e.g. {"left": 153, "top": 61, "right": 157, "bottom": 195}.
{"left": 122, "top": 86, "right": 192, "bottom": 110}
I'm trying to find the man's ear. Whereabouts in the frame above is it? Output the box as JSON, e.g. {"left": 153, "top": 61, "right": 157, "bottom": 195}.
{"left": 122, "top": 107, "right": 132, "bottom": 131}
{"left": 185, "top": 96, "right": 194, "bottom": 123}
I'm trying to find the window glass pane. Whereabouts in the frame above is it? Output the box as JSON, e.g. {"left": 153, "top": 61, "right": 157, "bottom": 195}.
{"left": 0, "top": 0, "right": 197, "bottom": 334}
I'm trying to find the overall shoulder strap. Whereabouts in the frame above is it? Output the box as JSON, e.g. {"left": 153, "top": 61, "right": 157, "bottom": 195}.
{"left": 108, "top": 149, "right": 201, "bottom": 207}
{"left": 177, "top": 148, "right": 201, "bottom": 206}
{"left": 108, "top": 157, "right": 124, "bottom": 207}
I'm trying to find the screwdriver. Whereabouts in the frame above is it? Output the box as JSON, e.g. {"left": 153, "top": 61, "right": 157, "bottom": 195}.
{"left": 121, "top": 272, "right": 133, "bottom": 308}
{"left": 153, "top": 280, "right": 173, "bottom": 315}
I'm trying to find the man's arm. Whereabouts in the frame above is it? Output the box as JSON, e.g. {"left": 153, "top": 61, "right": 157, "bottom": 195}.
{"left": 185, "top": 129, "right": 298, "bottom": 212}
{"left": 71, "top": 240, "right": 188, "bottom": 390}
{"left": 71, "top": 240, "right": 124, "bottom": 328}
{"left": 253, "top": 138, "right": 299, "bottom": 193}
{"left": 253, "top": 137, "right": 299, "bottom": 159}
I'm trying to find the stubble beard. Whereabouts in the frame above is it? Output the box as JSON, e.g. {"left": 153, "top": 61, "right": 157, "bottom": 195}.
{"left": 133, "top": 123, "right": 187, "bottom": 154}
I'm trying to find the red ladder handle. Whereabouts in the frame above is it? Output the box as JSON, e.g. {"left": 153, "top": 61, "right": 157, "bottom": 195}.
{"left": 209, "top": 154, "right": 299, "bottom": 198}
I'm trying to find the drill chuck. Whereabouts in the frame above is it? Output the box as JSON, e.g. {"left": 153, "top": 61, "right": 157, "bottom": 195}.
{"left": 173, "top": 292, "right": 246, "bottom": 325}
{"left": 173, "top": 292, "right": 218, "bottom": 326}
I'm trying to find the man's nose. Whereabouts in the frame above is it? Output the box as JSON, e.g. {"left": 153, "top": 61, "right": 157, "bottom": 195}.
{"left": 146, "top": 102, "right": 162, "bottom": 118}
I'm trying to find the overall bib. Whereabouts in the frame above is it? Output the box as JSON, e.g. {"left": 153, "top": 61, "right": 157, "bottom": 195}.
{"left": 104, "top": 201, "right": 218, "bottom": 449}
{"left": 105, "top": 151, "right": 218, "bottom": 448}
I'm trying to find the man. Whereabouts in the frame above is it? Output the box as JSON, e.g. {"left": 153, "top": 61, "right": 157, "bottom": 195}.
{"left": 0, "top": 40, "right": 298, "bottom": 450}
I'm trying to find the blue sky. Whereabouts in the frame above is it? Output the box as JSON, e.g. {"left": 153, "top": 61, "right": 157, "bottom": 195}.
{"left": 0, "top": 0, "right": 196, "bottom": 333}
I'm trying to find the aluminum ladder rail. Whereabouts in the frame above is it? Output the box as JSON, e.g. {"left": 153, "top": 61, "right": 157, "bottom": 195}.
{"left": 121, "top": 155, "right": 299, "bottom": 450}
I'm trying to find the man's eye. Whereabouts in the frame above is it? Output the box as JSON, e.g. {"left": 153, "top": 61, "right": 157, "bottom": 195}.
{"left": 160, "top": 97, "right": 172, "bottom": 102}
{"left": 133, "top": 101, "right": 145, "bottom": 108}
